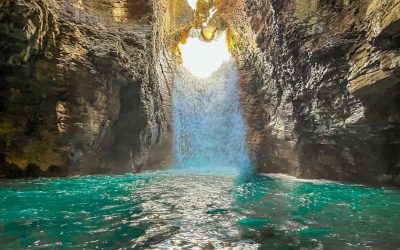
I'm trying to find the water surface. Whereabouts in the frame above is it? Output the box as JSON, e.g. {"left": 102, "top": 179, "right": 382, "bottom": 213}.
{"left": 0, "top": 171, "right": 399, "bottom": 249}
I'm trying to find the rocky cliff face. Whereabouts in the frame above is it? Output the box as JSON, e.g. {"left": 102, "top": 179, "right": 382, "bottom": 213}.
{"left": 0, "top": 0, "right": 175, "bottom": 177}
{"left": 234, "top": 0, "right": 400, "bottom": 185}
{"left": 1, "top": 0, "right": 399, "bottom": 185}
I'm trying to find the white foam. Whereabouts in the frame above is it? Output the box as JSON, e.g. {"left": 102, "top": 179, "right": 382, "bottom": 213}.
{"left": 260, "top": 173, "right": 342, "bottom": 185}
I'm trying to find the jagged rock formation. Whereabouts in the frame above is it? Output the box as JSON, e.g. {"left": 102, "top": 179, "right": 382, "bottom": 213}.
{"left": 0, "top": 0, "right": 176, "bottom": 177}
{"left": 1, "top": 0, "right": 399, "bottom": 186}
{"left": 233, "top": 0, "right": 400, "bottom": 185}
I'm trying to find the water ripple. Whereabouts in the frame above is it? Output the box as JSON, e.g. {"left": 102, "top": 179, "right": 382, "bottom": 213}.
{"left": 0, "top": 172, "right": 399, "bottom": 249}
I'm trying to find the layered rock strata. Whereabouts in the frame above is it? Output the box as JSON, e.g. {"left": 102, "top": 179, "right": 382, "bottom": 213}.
{"left": 233, "top": 0, "right": 400, "bottom": 185}
{"left": 0, "top": 0, "right": 176, "bottom": 177}
{"left": 1, "top": 0, "right": 399, "bottom": 186}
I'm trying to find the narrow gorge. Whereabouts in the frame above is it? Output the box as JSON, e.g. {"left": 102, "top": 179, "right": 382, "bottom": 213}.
{"left": 0, "top": 0, "right": 399, "bottom": 249}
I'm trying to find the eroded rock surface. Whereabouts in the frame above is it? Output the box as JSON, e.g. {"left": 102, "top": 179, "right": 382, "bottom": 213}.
{"left": 233, "top": 0, "right": 400, "bottom": 185}
{"left": 0, "top": 0, "right": 175, "bottom": 177}
{"left": 1, "top": 0, "right": 399, "bottom": 185}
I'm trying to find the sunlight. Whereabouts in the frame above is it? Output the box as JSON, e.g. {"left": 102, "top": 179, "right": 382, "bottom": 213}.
{"left": 187, "top": 0, "right": 197, "bottom": 9}
{"left": 179, "top": 31, "right": 232, "bottom": 78}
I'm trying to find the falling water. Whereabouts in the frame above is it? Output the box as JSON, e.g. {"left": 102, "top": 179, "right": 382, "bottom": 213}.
{"left": 172, "top": 60, "right": 251, "bottom": 173}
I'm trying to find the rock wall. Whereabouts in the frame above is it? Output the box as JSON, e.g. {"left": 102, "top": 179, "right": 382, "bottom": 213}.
{"left": 234, "top": 0, "right": 400, "bottom": 185}
{"left": 1, "top": 0, "right": 399, "bottom": 185}
{"left": 0, "top": 0, "right": 175, "bottom": 177}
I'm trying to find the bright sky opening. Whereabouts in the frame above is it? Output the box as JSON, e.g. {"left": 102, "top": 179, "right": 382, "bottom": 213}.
{"left": 179, "top": 31, "right": 232, "bottom": 78}
{"left": 187, "top": 0, "right": 197, "bottom": 9}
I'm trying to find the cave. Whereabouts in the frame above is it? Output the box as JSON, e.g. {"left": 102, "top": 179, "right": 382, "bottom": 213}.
{"left": 0, "top": 0, "right": 400, "bottom": 248}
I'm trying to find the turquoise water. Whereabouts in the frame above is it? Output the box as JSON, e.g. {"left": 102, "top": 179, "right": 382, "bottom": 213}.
{"left": 0, "top": 171, "right": 399, "bottom": 249}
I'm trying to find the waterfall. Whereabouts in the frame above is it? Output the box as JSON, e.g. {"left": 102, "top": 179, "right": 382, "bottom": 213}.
{"left": 172, "top": 60, "right": 251, "bottom": 173}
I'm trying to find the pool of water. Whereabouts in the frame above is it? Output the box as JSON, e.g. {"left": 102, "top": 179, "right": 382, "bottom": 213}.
{"left": 0, "top": 171, "right": 399, "bottom": 249}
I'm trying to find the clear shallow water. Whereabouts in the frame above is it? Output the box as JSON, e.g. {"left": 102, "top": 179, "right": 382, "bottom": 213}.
{"left": 0, "top": 171, "right": 399, "bottom": 249}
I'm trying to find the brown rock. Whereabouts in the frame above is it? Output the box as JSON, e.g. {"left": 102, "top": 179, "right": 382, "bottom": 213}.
{"left": 231, "top": 0, "right": 400, "bottom": 186}
{"left": 0, "top": 0, "right": 175, "bottom": 177}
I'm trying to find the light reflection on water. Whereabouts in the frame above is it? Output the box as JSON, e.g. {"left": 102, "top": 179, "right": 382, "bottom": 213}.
{"left": 0, "top": 171, "right": 399, "bottom": 249}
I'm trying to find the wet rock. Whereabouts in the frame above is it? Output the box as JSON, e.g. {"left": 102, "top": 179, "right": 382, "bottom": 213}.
{"left": 349, "top": 70, "right": 400, "bottom": 96}
{"left": 0, "top": 0, "right": 175, "bottom": 177}
{"left": 231, "top": 0, "right": 400, "bottom": 186}
{"left": 374, "top": 2, "right": 400, "bottom": 50}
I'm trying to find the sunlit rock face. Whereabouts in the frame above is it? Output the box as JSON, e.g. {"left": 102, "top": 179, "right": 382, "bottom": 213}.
{"left": 231, "top": 0, "right": 400, "bottom": 186}
{"left": 1, "top": 0, "right": 399, "bottom": 185}
{"left": 0, "top": 0, "right": 177, "bottom": 177}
